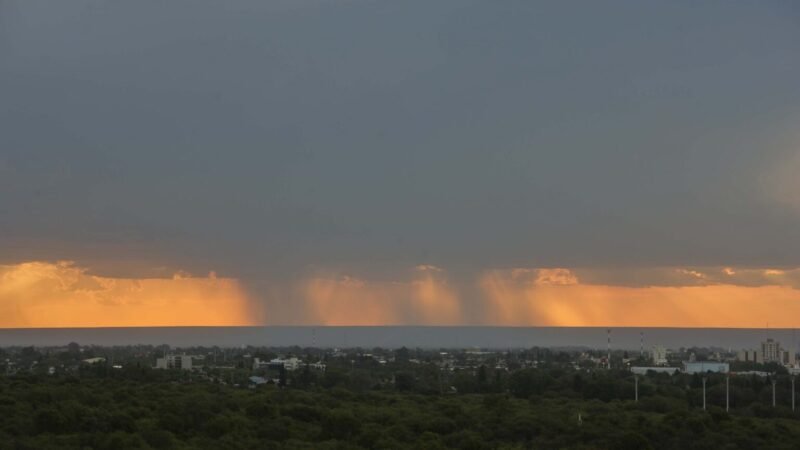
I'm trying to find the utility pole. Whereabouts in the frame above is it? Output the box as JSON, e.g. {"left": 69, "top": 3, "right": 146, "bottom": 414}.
{"left": 726, "top": 374, "right": 730, "bottom": 412}
{"left": 640, "top": 332, "right": 644, "bottom": 358}
{"left": 773, "top": 379, "right": 777, "bottom": 408}
{"left": 702, "top": 377, "right": 707, "bottom": 410}
{"left": 793, "top": 376, "right": 796, "bottom": 412}
{"left": 635, "top": 375, "right": 639, "bottom": 403}
{"left": 607, "top": 329, "right": 611, "bottom": 370}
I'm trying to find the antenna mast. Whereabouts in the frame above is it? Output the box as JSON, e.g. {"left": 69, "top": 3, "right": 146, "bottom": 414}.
{"left": 640, "top": 331, "right": 644, "bottom": 358}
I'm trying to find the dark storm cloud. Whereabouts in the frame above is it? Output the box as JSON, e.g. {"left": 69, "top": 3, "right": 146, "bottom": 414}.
{"left": 2, "top": 0, "right": 800, "bottom": 282}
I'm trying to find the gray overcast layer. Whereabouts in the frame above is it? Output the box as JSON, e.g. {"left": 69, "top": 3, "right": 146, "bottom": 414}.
{"left": 2, "top": 1, "right": 800, "bottom": 281}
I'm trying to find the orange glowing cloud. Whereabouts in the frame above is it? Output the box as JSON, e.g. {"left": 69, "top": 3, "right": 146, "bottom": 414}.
{"left": 411, "top": 265, "right": 462, "bottom": 324}
{"left": 7, "top": 260, "right": 800, "bottom": 328}
{"left": 0, "top": 261, "right": 256, "bottom": 328}
{"left": 480, "top": 268, "right": 800, "bottom": 328}
{"left": 292, "top": 265, "right": 800, "bottom": 327}
{"left": 302, "top": 266, "right": 462, "bottom": 325}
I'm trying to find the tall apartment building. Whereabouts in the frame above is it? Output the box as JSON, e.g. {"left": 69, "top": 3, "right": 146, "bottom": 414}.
{"left": 651, "top": 345, "right": 668, "bottom": 365}
{"left": 155, "top": 353, "right": 193, "bottom": 370}
{"left": 737, "top": 339, "right": 796, "bottom": 366}
{"left": 762, "top": 339, "right": 781, "bottom": 363}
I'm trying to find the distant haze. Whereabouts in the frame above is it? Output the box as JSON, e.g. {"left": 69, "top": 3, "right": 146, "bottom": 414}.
{"left": 0, "top": 327, "right": 796, "bottom": 351}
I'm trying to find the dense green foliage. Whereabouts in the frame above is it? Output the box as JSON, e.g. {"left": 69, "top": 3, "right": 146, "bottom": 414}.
{"left": 3, "top": 366, "right": 800, "bottom": 449}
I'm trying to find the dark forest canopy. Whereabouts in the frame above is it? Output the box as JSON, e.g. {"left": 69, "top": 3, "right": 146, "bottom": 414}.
{"left": 2, "top": 360, "right": 800, "bottom": 450}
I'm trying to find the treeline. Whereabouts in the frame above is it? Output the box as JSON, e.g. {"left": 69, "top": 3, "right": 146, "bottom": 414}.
{"left": 3, "top": 365, "right": 800, "bottom": 449}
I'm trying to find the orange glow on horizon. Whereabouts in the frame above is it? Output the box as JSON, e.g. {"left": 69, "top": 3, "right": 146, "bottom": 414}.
{"left": 0, "top": 261, "right": 256, "bottom": 328}
{"left": 303, "top": 266, "right": 462, "bottom": 326}
{"left": 5, "top": 261, "right": 800, "bottom": 328}
{"left": 480, "top": 269, "right": 800, "bottom": 328}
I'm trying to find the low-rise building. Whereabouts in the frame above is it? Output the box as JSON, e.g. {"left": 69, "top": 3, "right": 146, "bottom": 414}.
{"left": 270, "top": 357, "right": 301, "bottom": 371}
{"left": 683, "top": 361, "right": 729, "bottom": 374}
{"left": 733, "top": 371, "right": 771, "bottom": 377}
{"left": 631, "top": 366, "right": 679, "bottom": 375}
{"left": 308, "top": 361, "right": 326, "bottom": 371}
{"left": 253, "top": 356, "right": 302, "bottom": 371}
{"left": 737, "top": 349, "right": 760, "bottom": 363}
{"left": 155, "top": 354, "right": 193, "bottom": 370}
{"left": 252, "top": 357, "right": 270, "bottom": 371}
{"left": 82, "top": 357, "right": 106, "bottom": 364}
{"left": 249, "top": 376, "right": 267, "bottom": 386}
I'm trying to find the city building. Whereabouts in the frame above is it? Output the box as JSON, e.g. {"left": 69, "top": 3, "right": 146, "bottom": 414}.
{"left": 308, "top": 361, "right": 327, "bottom": 371}
{"left": 780, "top": 347, "right": 797, "bottom": 366}
{"left": 651, "top": 345, "right": 668, "bottom": 365}
{"left": 737, "top": 349, "right": 760, "bottom": 363}
{"left": 762, "top": 338, "right": 781, "bottom": 363}
{"left": 82, "top": 357, "right": 106, "bottom": 364}
{"left": 252, "top": 357, "right": 270, "bottom": 371}
{"left": 733, "top": 371, "right": 770, "bottom": 377}
{"left": 631, "top": 366, "right": 678, "bottom": 375}
{"left": 269, "top": 357, "right": 301, "bottom": 371}
{"left": 737, "top": 339, "right": 797, "bottom": 366}
{"left": 248, "top": 376, "right": 267, "bottom": 386}
{"left": 155, "top": 354, "right": 193, "bottom": 370}
{"left": 253, "top": 356, "right": 302, "bottom": 371}
{"left": 683, "top": 361, "right": 729, "bottom": 374}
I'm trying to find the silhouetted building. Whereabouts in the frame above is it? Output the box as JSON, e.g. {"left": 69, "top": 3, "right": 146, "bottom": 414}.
{"left": 651, "top": 345, "right": 668, "bottom": 365}
{"left": 683, "top": 361, "right": 729, "bottom": 374}
{"left": 155, "top": 354, "right": 193, "bottom": 370}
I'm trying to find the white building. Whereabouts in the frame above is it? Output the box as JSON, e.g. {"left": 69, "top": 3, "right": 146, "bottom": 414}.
{"left": 737, "top": 339, "right": 797, "bottom": 367}
{"left": 82, "top": 357, "right": 106, "bottom": 364}
{"left": 762, "top": 339, "right": 781, "bottom": 363}
{"left": 308, "top": 361, "right": 327, "bottom": 371}
{"left": 631, "top": 366, "right": 678, "bottom": 375}
{"left": 783, "top": 350, "right": 797, "bottom": 367}
{"left": 270, "top": 357, "right": 301, "bottom": 371}
{"left": 249, "top": 376, "right": 267, "bottom": 386}
{"left": 252, "top": 358, "right": 270, "bottom": 371}
{"left": 734, "top": 370, "right": 771, "bottom": 377}
{"left": 683, "top": 361, "right": 729, "bottom": 374}
{"left": 651, "top": 345, "right": 668, "bottom": 365}
{"left": 737, "top": 349, "right": 760, "bottom": 364}
{"left": 253, "top": 357, "right": 302, "bottom": 371}
{"left": 155, "top": 354, "right": 193, "bottom": 370}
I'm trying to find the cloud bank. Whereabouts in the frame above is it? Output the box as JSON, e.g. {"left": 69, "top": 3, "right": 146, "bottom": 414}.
{"left": 5, "top": 262, "right": 800, "bottom": 328}
{"left": 0, "top": 262, "right": 256, "bottom": 328}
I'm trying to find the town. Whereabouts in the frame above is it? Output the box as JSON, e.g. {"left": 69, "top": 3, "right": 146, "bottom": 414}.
{"left": 4, "top": 339, "right": 800, "bottom": 448}
{"left": 3, "top": 337, "right": 798, "bottom": 388}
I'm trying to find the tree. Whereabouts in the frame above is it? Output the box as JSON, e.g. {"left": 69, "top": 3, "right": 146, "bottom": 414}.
{"left": 477, "top": 365, "right": 488, "bottom": 392}
{"left": 278, "top": 366, "right": 287, "bottom": 387}
{"left": 395, "top": 372, "right": 415, "bottom": 391}
{"left": 395, "top": 347, "right": 410, "bottom": 363}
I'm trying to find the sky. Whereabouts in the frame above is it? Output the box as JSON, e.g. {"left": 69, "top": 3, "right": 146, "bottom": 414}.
{"left": 2, "top": 1, "right": 800, "bottom": 328}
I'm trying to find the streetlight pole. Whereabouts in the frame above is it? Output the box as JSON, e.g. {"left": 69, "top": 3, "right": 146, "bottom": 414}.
{"left": 726, "top": 374, "right": 730, "bottom": 412}
{"left": 772, "top": 379, "right": 777, "bottom": 408}
{"left": 702, "top": 377, "right": 707, "bottom": 411}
